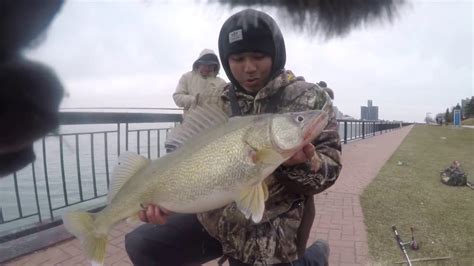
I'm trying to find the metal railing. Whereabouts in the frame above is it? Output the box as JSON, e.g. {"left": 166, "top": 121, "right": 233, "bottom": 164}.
{"left": 0, "top": 112, "right": 408, "bottom": 242}
{"left": 337, "top": 119, "right": 409, "bottom": 144}
{"left": 0, "top": 111, "right": 182, "bottom": 241}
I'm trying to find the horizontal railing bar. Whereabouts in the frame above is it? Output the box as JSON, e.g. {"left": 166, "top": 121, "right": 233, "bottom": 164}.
{"left": 0, "top": 213, "right": 40, "bottom": 225}
{"left": 127, "top": 128, "right": 173, "bottom": 133}
{"left": 48, "top": 130, "right": 118, "bottom": 136}
{"left": 59, "top": 112, "right": 183, "bottom": 125}
{"left": 0, "top": 219, "right": 63, "bottom": 244}
{"left": 61, "top": 107, "right": 182, "bottom": 111}
{"left": 0, "top": 205, "right": 107, "bottom": 244}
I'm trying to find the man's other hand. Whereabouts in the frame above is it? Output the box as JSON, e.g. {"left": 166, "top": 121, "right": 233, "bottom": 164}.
{"left": 283, "top": 143, "right": 322, "bottom": 172}
{"left": 139, "top": 204, "right": 173, "bottom": 225}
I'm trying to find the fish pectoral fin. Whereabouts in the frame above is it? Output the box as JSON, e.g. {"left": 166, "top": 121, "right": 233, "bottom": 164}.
{"left": 255, "top": 148, "right": 284, "bottom": 165}
{"left": 108, "top": 152, "right": 149, "bottom": 204}
{"left": 235, "top": 182, "right": 266, "bottom": 223}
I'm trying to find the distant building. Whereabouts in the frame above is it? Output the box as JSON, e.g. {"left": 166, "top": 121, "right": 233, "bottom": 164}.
{"left": 360, "top": 100, "right": 379, "bottom": 120}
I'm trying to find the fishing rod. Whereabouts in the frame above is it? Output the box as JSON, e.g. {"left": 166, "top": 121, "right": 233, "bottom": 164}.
{"left": 392, "top": 225, "right": 418, "bottom": 266}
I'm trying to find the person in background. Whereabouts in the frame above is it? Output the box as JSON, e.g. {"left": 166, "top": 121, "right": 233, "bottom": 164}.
{"left": 127, "top": 9, "right": 342, "bottom": 266}
{"left": 172, "top": 49, "right": 226, "bottom": 115}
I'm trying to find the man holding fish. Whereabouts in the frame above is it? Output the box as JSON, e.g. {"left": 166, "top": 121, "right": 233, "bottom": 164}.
{"left": 125, "top": 9, "right": 342, "bottom": 266}
{"left": 63, "top": 8, "right": 341, "bottom": 266}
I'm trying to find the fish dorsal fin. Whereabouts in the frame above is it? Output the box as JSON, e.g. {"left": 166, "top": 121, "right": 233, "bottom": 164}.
{"left": 107, "top": 152, "right": 149, "bottom": 204}
{"left": 165, "top": 105, "right": 229, "bottom": 149}
{"left": 235, "top": 182, "right": 266, "bottom": 223}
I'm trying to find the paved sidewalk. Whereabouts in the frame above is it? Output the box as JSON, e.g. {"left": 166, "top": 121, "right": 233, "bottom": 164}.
{"left": 310, "top": 125, "right": 413, "bottom": 265}
{"left": 6, "top": 126, "right": 413, "bottom": 266}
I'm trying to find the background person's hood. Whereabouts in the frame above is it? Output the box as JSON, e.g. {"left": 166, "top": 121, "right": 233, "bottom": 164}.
{"left": 192, "top": 49, "right": 220, "bottom": 74}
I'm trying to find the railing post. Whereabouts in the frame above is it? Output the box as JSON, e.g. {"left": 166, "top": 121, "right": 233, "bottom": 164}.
{"left": 344, "top": 121, "right": 348, "bottom": 144}
{"left": 147, "top": 130, "right": 151, "bottom": 159}
{"left": 117, "top": 123, "right": 121, "bottom": 156}
{"left": 13, "top": 172, "right": 23, "bottom": 218}
{"left": 32, "top": 162, "right": 42, "bottom": 223}
{"left": 362, "top": 122, "right": 365, "bottom": 139}
{"left": 104, "top": 133, "right": 110, "bottom": 188}
{"left": 157, "top": 130, "right": 161, "bottom": 158}
{"left": 358, "top": 122, "right": 361, "bottom": 139}
{"left": 137, "top": 131, "right": 140, "bottom": 154}
{"left": 59, "top": 135, "right": 68, "bottom": 206}
{"left": 42, "top": 138, "right": 54, "bottom": 221}
{"left": 125, "top": 123, "right": 129, "bottom": 151}
{"left": 91, "top": 133, "right": 97, "bottom": 198}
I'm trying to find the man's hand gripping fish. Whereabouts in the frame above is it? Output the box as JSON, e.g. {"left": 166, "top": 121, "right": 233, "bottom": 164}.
{"left": 62, "top": 105, "right": 329, "bottom": 265}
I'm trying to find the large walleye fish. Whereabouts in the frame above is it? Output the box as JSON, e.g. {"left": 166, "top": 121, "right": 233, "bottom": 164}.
{"left": 62, "top": 105, "right": 329, "bottom": 265}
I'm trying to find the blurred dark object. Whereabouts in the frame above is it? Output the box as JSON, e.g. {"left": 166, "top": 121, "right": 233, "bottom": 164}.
{"left": 0, "top": 0, "right": 65, "bottom": 177}
{"left": 0, "top": 146, "right": 35, "bottom": 177}
{"left": 216, "top": 0, "right": 406, "bottom": 38}
{"left": 0, "top": 0, "right": 64, "bottom": 59}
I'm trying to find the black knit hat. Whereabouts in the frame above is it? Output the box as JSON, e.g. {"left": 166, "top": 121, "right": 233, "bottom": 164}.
{"left": 218, "top": 9, "right": 286, "bottom": 89}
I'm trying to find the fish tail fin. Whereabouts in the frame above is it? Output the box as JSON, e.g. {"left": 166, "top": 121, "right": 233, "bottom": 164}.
{"left": 62, "top": 211, "right": 108, "bottom": 265}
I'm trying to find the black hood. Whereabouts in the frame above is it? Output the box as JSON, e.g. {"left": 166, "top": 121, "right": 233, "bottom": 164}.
{"left": 218, "top": 9, "right": 286, "bottom": 91}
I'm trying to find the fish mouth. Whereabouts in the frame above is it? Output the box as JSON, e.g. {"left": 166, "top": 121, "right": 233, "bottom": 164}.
{"left": 275, "top": 110, "right": 329, "bottom": 159}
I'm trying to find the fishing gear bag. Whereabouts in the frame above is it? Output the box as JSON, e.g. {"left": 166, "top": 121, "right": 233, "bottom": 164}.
{"left": 440, "top": 161, "right": 467, "bottom": 186}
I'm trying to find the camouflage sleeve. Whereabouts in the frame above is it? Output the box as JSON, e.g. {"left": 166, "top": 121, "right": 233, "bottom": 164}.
{"left": 274, "top": 88, "right": 342, "bottom": 196}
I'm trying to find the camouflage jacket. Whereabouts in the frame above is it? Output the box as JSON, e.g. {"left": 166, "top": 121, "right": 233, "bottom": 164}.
{"left": 197, "top": 70, "right": 342, "bottom": 264}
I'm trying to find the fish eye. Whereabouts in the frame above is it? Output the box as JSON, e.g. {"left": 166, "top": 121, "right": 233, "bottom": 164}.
{"left": 296, "top": 115, "right": 304, "bottom": 122}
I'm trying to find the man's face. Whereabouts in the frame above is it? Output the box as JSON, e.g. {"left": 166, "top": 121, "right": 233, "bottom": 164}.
{"left": 198, "top": 64, "right": 215, "bottom": 77}
{"left": 228, "top": 52, "right": 272, "bottom": 94}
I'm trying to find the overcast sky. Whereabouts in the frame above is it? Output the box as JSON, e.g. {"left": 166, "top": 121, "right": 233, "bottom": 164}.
{"left": 26, "top": 0, "right": 473, "bottom": 122}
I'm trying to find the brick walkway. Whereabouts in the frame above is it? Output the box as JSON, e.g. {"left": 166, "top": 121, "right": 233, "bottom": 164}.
{"left": 6, "top": 126, "right": 413, "bottom": 266}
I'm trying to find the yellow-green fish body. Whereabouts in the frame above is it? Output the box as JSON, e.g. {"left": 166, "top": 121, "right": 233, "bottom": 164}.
{"left": 62, "top": 106, "right": 328, "bottom": 265}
